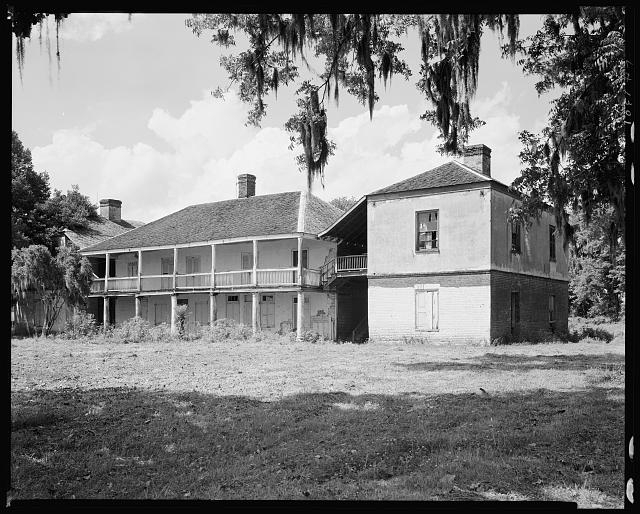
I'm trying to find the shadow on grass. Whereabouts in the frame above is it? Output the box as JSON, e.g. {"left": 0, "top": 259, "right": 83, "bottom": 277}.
{"left": 393, "top": 352, "right": 625, "bottom": 373}
{"left": 10, "top": 382, "right": 624, "bottom": 504}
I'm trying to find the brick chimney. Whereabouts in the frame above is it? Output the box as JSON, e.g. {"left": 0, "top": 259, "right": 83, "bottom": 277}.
{"left": 99, "top": 199, "right": 122, "bottom": 221}
{"left": 463, "top": 144, "right": 491, "bottom": 177}
{"left": 237, "top": 173, "right": 256, "bottom": 198}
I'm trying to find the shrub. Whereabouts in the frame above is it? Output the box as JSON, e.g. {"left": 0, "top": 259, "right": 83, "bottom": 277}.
{"left": 202, "top": 319, "right": 252, "bottom": 342}
{"left": 110, "top": 317, "right": 153, "bottom": 344}
{"left": 175, "top": 304, "right": 188, "bottom": 337}
{"left": 300, "top": 330, "right": 323, "bottom": 343}
{"left": 62, "top": 310, "right": 98, "bottom": 339}
{"left": 569, "top": 326, "right": 614, "bottom": 343}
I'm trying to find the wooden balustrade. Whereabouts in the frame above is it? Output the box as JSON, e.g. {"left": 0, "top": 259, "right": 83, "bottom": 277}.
{"left": 175, "top": 273, "right": 211, "bottom": 289}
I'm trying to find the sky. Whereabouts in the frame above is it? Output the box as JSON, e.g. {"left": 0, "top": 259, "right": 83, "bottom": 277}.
{"left": 11, "top": 13, "right": 562, "bottom": 224}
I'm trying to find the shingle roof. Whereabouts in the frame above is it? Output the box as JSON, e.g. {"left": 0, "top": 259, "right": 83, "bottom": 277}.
{"left": 65, "top": 218, "right": 144, "bottom": 250}
{"left": 82, "top": 191, "right": 342, "bottom": 252}
{"left": 370, "top": 160, "right": 491, "bottom": 195}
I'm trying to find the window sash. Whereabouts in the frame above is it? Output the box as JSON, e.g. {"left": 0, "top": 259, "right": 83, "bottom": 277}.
{"left": 549, "top": 295, "right": 556, "bottom": 322}
{"left": 549, "top": 226, "right": 556, "bottom": 260}
{"left": 511, "top": 223, "right": 521, "bottom": 253}
{"left": 416, "top": 210, "right": 439, "bottom": 251}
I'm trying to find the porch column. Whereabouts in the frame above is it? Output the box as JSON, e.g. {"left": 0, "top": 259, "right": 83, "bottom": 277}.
{"left": 137, "top": 250, "right": 142, "bottom": 291}
{"left": 103, "top": 296, "right": 109, "bottom": 332}
{"left": 253, "top": 239, "right": 258, "bottom": 286}
{"left": 170, "top": 294, "right": 177, "bottom": 333}
{"left": 210, "top": 244, "right": 216, "bottom": 289}
{"left": 105, "top": 252, "right": 110, "bottom": 292}
{"left": 209, "top": 292, "right": 217, "bottom": 326}
{"left": 252, "top": 291, "right": 259, "bottom": 334}
{"left": 135, "top": 296, "right": 141, "bottom": 318}
{"left": 173, "top": 247, "right": 178, "bottom": 290}
{"left": 297, "top": 237, "right": 303, "bottom": 286}
{"left": 296, "top": 291, "right": 304, "bottom": 340}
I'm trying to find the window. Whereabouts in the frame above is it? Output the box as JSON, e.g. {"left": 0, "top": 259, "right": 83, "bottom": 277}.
{"left": 261, "top": 294, "right": 275, "bottom": 328}
{"left": 549, "top": 225, "right": 556, "bottom": 261}
{"left": 177, "top": 299, "right": 188, "bottom": 306}
{"left": 292, "top": 249, "right": 308, "bottom": 268}
{"left": 549, "top": 295, "right": 556, "bottom": 323}
{"left": 227, "top": 295, "right": 239, "bottom": 303}
{"left": 415, "top": 289, "right": 439, "bottom": 331}
{"left": 510, "top": 291, "right": 520, "bottom": 333}
{"left": 511, "top": 222, "right": 521, "bottom": 254}
{"left": 127, "top": 261, "right": 138, "bottom": 277}
{"left": 241, "top": 252, "right": 253, "bottom": 270}
{"left": 185, "top": 256, "right": 201, "bottom": 274}
{"left": 416, "top": 210, "right": 439, "bottom": 251}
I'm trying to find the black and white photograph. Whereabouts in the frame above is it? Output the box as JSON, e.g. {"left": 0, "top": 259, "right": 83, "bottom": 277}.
{"left": 10, "top": 8, "right": 632, "bottom": 507}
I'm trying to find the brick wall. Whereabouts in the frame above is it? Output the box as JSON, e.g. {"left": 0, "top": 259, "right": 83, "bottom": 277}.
{"left": 367, "top": 273, "right": 491, "bottom": 344}
{"left": 490, "top": 270, "right": 568, "bottom": 341}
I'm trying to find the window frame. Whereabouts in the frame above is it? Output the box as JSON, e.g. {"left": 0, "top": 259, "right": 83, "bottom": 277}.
{"left": 549, "top": 225, "right": 557, "bottom": 261}
{"left": 415, "top": 210, "right": 439, "bottom": 253}
{"left": 549, "top": 294, "right": 556, "bottom": 323}
{"left": 510, "top": 291, "right": 520, "bottom": 333}
{"left": 511, "top": 222, "right": 521, "bottom": 254}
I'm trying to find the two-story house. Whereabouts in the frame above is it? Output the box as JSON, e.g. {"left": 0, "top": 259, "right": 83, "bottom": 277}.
{"left": 321, "top": 144, "right": 569, "bottom": 343}
{"left": 81, "top": 174, "right": 343, "bottom": 339}
{"left": 79, "top": 145, "right": 568, "bottom": 344}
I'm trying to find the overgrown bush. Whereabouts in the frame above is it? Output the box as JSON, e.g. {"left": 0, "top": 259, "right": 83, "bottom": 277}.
{"left": 202, "top": 318, "right": 252, "bottom": 342}
{"left": 568, "top": 326, "right": 614, "bottom": 344}
{"left": 62, "top": 310, "right": 98, "bottom": 339}
{"left": 300, "top": 330, "right": 324, "bottom": 343}
{"left": 175, "top": 304, "right": 188, "bottom": 337}
{"left": 110, "top": 317, "right": 153, "bottom": 344}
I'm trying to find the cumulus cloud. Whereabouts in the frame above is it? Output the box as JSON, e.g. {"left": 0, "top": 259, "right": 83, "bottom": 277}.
{"left": 32, "top": 84, "right": 526, "bottom": 223}
{"left": 58, "top": 13, "right": 135, "bottom": 42}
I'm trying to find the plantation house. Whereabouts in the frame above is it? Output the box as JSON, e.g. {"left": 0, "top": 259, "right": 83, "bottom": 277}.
{"left": 80, "top": 145, "right": 568, "bottom": 343}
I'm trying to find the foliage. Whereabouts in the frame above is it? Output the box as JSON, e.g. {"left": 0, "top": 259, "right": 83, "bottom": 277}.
{"left": 11, "top": 131, "right": 51, "bottom": 249}
{"left": 11, "top": 132, "right": 97, "bottom": 253}
{"left": 110, "top": 317, "right": 154, "bottom": 344}
{"left": 174, "top": 304, "right": 189, "bottom": 337}
{"left": 510, "top": 8, "right": 626, "bottom": 247}
{"left": 329, "top": 196, "right": 359, "bottom": 212}
{"left": 62, "top": 311, "right": 98, "bottom": 339}
{"left": 187, "top": 14, "right": 518, "bottom": 187}
{"left": 568, "top": 207, "right": 625, "bottom": 319}
{"left": 8, "top": 7, "right": 68, "bottom": 79}
{"left": 202, "top": 318, "right": 253, "bottom": 342}
{"left": 11, "top": 245, "right": 93, "bottom": 336}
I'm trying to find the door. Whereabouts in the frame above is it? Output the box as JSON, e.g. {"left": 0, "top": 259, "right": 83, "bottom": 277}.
{"left": 242, "top": 294, "right": 252, "bottom": 325}
{"left": 292, "top": 296, "right": 311, "bottom": 330}
{"left": 109, "top": 297, "right": 117, "bottom": 325}
{"left": 261, "top": 294, "right": 275, "bottom": 329}
{"left": 161, "top": 257, "right": 173, "bottom": 290}
{"left": 154, "top": 303, "right": 169, "bottom": 325}
{"left": 226, "top": 295, "right": 240, "bottom": 323}
{"left": 416, "top": 290, "right": 438, "bottom": 331}
{"left": 194, "top": 301, "right": 208, "bottom": 328}
{"left": 186, "top": 256, "right": 202, "bottom": 286}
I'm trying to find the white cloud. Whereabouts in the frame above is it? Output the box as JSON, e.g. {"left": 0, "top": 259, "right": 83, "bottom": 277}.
{"left": 32, "top": 85, "right": 526, "bottom": 224}
{"left": 57, "top": 13, "right": 135, "bottom": 42}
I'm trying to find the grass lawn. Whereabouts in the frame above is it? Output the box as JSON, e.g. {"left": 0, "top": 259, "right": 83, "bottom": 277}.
{"left": 10, "top": 319, "right": 625, "bottom": 505}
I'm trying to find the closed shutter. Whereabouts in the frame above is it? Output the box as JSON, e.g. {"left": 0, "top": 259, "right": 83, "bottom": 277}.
{"left": 416, "top": 290, "right": 438, "bottom": 330}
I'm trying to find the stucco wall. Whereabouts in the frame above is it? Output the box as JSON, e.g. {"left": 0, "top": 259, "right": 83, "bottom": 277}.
{"left": 367, "top": 187, "right": 492, "bottom": 276}
{"left": 368, "top": 273, "right": 491, "bottom": 343}
{"left": 490, "top": 189, "right": 569, "bottom": 280}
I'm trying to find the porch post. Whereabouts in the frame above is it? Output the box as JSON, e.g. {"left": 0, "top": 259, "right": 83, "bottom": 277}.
{"left": 239, "top": 294, "right": 245, "bottom": 325}
{"left": 332, "top": 292, "right": 338, "bottom": 342}
{"left": 135, "top": 296, "right": 141, "bottom": 318}
{"left": 105, "top": 252, "right": 110, "bottom": 291}
{"left": 296, "top": 291, "right": 304, "bottom": 340}
{"left": 170, "top": 294, "right": 177, "bottom": 333}
{"left": 252, "top": 291, "right": 259, "bottom": 334}
{"left": 210, "top": 244, "right": 216, "bottom": 289}
{"left": 253, "top": 239, "right": 258, "bottom": 286}
{"left": 297, "top": 237, "right": 303, "bottom": 286}
{"left": 209, "top": 292, "right": 217, "bottom": 326}
{"left": 137, "top": 250, "right": 142, "bottom": 291}
{"left": 173, "top": 247, "right": 178, "bottom": 290}
{"left": 103, "top": 296, "right": 109, "bottom": 332}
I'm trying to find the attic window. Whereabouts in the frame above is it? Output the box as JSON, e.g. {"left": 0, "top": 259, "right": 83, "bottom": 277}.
{"left": 416, "top": 210, "right": 439, "bottom": 252}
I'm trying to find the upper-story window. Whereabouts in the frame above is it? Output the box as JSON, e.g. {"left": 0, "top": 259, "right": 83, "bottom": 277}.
{"left": 292, "top": 249, "right": 308, "bottom": 268}
{"left": 127, "top": 261, "right": 138, "bottom": 277}
{"left": 511, "top": 222, "right": 521, "bottom": 254}
{"left": 416, "top": 210, "right": 439, "bottom": 252}
{"left": 549, "top": 225, "right": 556, "bottom": 261}
{"left": 186, "top": 255, "right": 201, "bottom": 274}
